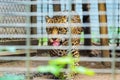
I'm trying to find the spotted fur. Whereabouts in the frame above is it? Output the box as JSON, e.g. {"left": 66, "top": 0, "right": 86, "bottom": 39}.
{"left": 46, "top": 12, "right": 83, "bottom": 66}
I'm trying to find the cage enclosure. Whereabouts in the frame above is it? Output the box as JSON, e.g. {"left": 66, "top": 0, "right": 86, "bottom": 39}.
{"left": 0, "top": 0, "right": 120, "bottom": 80}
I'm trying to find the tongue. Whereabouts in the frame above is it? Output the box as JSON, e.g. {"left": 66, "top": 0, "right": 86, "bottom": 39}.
{"left": 52, "top": 41, "right": 60, "bottom": 46}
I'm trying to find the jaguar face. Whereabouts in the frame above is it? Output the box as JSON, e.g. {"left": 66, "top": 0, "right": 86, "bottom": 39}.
{"left": 45, "top": 14, "right": 83, "bottom": 46}
{"left": 46, "top": 16, "right": 67, "bottom": 46}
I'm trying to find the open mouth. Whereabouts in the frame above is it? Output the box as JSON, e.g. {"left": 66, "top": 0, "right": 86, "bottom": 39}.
{"left": 50, "top": 38, "right": 60, "bottom": 46}
{"left": 52, "top": 40, "right": 60, "bottom": 46}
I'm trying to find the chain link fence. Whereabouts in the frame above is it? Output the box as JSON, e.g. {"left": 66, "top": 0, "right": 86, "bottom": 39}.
{"left": 0, "top": 0, "right": 120, "bottom": 80}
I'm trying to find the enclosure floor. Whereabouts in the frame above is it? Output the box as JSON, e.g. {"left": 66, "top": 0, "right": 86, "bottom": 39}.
{"left": 0, "top": 60, "right": 120, "bottom": 80}
{"left": 0, "top": 50, "right": 120, "bottom": 80}
{"left": 31, "top": 74, "right": 120, "bottom": 80}
{"left": 73, "top": 74, "right": 120, "bottom": 80}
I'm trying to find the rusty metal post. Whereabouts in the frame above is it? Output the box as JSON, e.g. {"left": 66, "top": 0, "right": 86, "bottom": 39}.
{"left": 98, "top": 3, "right": 110, "bottom": 58}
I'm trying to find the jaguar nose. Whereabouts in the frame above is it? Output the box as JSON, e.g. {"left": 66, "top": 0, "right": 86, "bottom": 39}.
{"left": 52, "top": 38, "right": 57, "bottom": 41}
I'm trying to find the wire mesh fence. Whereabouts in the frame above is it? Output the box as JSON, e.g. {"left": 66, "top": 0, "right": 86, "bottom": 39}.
{"left": 0, "top": 0, "right": 120, "bottom": 80}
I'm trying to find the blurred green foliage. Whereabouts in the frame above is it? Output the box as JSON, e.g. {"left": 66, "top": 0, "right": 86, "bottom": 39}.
{"left": 37, "top": 54, "right": 95, "bottom": 79}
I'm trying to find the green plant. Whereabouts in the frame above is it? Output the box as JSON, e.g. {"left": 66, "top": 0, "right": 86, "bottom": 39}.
{"left": 37, "top": 54, "right": 95, "bottom": 79}
{"left": 80, "top": 32, "right": 84, "bottom": 43}
{"left": 38, "top": 38, "right": 48, "bottom": 46}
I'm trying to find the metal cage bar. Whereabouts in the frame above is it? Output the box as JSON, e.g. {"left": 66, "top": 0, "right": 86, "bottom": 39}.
{"left": 0, "top": 0, "right": 119, "bottom": 80}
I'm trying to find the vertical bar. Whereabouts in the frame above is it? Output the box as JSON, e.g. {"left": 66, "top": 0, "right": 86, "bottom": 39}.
{"left": 72, "top": 3, "right": 75, "bottom": 11}
{"left": 53, "top": 0, "right": 61, "bottom": 11}
{"left": 49, "top": 0, "right": 53, "bottom": 17}
{"left": 111, "top": 0, "right": 117, "bottom": 80}
{"left": 37, "top": 0, "right": 42, "bottom": 42}
{"left": 67, "top": 0, "right": 72, "bottom": 54}
{"left": 42, "top": 0, "right": 48, "bottom": 46}
{"left": 82, "top": 0, "right": 91, "bottom": 55}
{"left": 31, "top": 1, "right": 37, "bottom": 34}
{"left": 117, "top": 1, "right": 120, "bottom": 47}
{"left": 25, "top": 1, "right": 31, "bottom": 80}
{"left": 67, "top": 0, "right": 72, "bottom": 79}
{"left": 41, "top": 0, "right": 44, "bottom": 45}
{"left": 98, "top": 1, "right": 110, "bottom": 58}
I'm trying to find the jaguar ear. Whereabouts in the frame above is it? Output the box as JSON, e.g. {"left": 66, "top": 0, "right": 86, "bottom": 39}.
{"left": 45, "top": 16, "right": 52, "bottom": 22}
{"left": 45, "top": 16, "right": 50, "bottom": 20}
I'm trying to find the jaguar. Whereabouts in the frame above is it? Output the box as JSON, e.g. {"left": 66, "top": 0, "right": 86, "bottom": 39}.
{"left": 46, "top": 12, "right": 83, "bottom": 66}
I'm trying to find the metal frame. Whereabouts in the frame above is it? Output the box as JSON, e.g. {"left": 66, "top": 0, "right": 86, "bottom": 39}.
{"left": 0, "top": 0, "right": 119, "bottom": 80}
